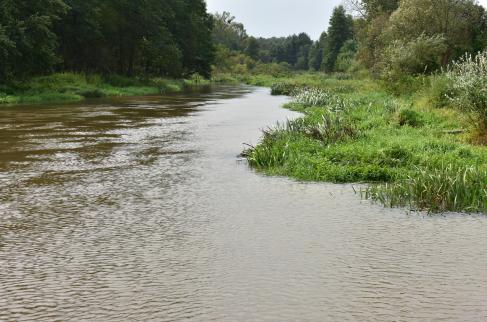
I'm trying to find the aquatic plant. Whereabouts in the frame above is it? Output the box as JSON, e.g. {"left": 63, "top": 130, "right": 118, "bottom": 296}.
{"left": 363, "top": 164, "right": 487, "bottom": 213}
{"left": 246, "top": 113, "right": 357, "bottom": 169}
{"left": 291, "top": 88, "right": 334, "bottom": 107}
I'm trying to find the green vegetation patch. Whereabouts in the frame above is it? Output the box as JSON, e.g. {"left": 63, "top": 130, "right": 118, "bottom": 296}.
{"left": 245, "top": 74, "right": 487, "bottom": 214}
{"left": 0, "top": 73, "right": 210, "bottom": 106}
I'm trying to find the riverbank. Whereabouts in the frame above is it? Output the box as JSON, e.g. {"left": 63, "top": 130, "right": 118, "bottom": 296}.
{"left": 0, "top": 73, "right": 210, "bottom": 105}
{"left": 241, "top": 73, "right": 487, "bottom": 213}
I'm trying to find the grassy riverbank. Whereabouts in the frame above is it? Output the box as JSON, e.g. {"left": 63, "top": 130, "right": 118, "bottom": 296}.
{"left": 0, "top": 72, "right": 209, "bottom": 105}
{"left": 242, "top": 73, "right": 487, "bottom": 214}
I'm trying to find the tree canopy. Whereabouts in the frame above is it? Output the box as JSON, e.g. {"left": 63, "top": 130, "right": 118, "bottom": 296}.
{"left": 0, "top": 0, "right": 215, "bottom": 81}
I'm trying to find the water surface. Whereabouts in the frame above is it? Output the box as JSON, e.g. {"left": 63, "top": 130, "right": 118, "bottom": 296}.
{"left": 1, "top": 86, "right": 487, "bottom": 321}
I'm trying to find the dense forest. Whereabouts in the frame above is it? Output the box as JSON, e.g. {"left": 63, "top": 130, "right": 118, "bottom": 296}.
{"left": 1, "top": 0, "right": 487, "bottom": 85}
{"left": 214, "top": 0, "right": 487, "bottom": 82}
{"left": 0, "top": 0, "right": 214, "bottom": 81}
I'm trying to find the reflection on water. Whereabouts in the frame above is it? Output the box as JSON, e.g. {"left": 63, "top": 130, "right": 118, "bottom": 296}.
{"left": 1, "top": 86, "right": 487, "bottom": 321}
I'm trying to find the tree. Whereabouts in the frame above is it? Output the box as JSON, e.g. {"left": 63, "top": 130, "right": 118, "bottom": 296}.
{"left": 212, "top": 11, "right": 247, "bottom": 51}
{"left": 0, "top": 0, "right": 68, "bottom": 80}
{"left": 172, "top": 0, "right": 215, "bottom": 77}
{"left": 388, "top": 0, "right": 486, "bottom": 64}
{"left": 346, "top": 0, "right": 399, "bottom": 18}
{"left": 336, "top": 39, "right": 358, "bottom": 72}
{"left": 308, "top": 32, "right": 327, "bottom": 71}
{"left": 244, "top": 37, "right": 260, "bottom": 60}
{"left": 322, "top": 6, "right": 355, "bottom": 72}
{"left": 54, "top": 0, "right": 214, "bottom": 78}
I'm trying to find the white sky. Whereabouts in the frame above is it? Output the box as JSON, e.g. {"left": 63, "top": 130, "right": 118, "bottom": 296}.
{"left": 206, "top": 0, "right": 487, "bottom": 41}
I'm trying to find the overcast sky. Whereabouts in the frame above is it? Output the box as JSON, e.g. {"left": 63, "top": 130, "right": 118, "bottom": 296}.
{"left": 206, "top": 0, "right": 487, "bottom": 41}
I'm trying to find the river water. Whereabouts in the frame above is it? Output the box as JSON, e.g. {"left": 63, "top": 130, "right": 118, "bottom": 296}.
{"left": 1, "top": 85, "right": 487, "bottom": 321}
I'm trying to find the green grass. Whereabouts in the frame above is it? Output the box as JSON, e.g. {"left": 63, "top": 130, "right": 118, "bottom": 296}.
{"left": 364, "top": 164, "right": 487, "bottom": 213}
{"left": 0, "top": 72, "right": 207, "bottom": 105}
{"left": 243, "top": 72, "right": 487, "bottom": 214}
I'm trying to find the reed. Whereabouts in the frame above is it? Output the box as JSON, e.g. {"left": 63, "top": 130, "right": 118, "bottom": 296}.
{"left": 363, "top": 164, "right": 487, "bottom": 213}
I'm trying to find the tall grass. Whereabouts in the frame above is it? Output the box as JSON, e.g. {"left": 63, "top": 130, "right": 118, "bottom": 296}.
{"left": 0, "top": 72, "right": 207, "bottom": 105}
{"left": 246, "top": 112, "right": 357, "bottom": 169}
{"left": 363, "top": 164, "right": 487, "bottom": 213}
{"left": 292, "top": 88, "right": 333, "bottom": 107}
{"left": 243, "top": 72, "right": 487, "bottom": 213}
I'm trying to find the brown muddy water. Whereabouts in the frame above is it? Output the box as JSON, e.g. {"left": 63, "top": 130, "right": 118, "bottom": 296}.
{"left": 1, "top": 85, "right": 487, "bottom": 321}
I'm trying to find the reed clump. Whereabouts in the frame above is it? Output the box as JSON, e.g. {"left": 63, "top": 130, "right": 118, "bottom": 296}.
{"left": 363, "top": 164, "right": 487, "bottom": 213}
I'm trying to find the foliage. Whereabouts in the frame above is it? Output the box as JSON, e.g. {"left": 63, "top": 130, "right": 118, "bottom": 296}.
{"left": 212, "top": 11, "right": 247, "bottom": 51}
{"left": 354, "top": 0, "right": 487, "bottom": 81}
{"left": 380, "top": 34, "right": 447, "bottom": 83}
{"left": 445, "top": 51, "right": 487, "bottom": 128}
{"left": 211, "top": 13, "right": 315, "bottom": 71}
{"left": 308, "top": 32, "right": 327, "bottom": 71}
{"left": 322, "top": 6, "right": 355, "bottom": 72}
{"left": 0, "top": 0, "right": 215, "bottom": 82}
{"left": 0, "top": 0, "right": 68, "bottom": 80}
{"left": 335, "top": 39, "right": 359, "bottom": 72}
{"left": 397, "top": 108, "right": 423, "bottom": 127}
{"left": 364, "top": 164, "right": 487, "bottom": 213}
{"left": 0, "top": 72, "right": 202, "bottom": 105}
{"left": 388, "top": 0, "right": 486, "bottom": 64}
{"left": 292, "top": 88, "right": 335, "bottom": 107}
{"left": 422, "top": 75, "right": 454, "bottom": 108}
{"left": 271, "top": 82, "right": 301, "bottom": 95}
{"left": 267, "top": 33, "right": 313, "bottom": 69}
{"left": 244, "top": 73, "right": 487, "bottom": 213}
{"left": 246, "top": 113, "right": 357, "bottom": 169}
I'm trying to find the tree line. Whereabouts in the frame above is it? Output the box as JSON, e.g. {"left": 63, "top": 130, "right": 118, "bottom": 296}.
{"left": 0, "top": 0, "right": 214, "bottom": 82}
{"left": 2, "top": 0, "right": 486, "bottom": 83}
{"left": 213, "top": 0, "right": 487, "bottom": 79}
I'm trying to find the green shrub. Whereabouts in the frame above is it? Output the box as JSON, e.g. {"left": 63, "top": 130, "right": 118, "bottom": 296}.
{"left": 381, "top": 75, "right": 425, "bottom": 95}
{"left": 379, "top": 145, "right": 412, "bottom": 166}
{"left": 397, "top": 108, "right": 423, "bottom": 127}
{"left": 445, "top": 51, "right": 487, "bottom": 128}
{"left": 77, "top": 89, "right": 105, "bottom": 98}
{"left": 271, "top": 82, "right": 300, "bottom": 95}
{"left": 104, "top": 74, "right": 143, "bottom": 87}
{"left": 426, "top": 75, "right": 454, "bottom": 108}
{"left": 381, "top": 34, "right": 446, "bottom": 76}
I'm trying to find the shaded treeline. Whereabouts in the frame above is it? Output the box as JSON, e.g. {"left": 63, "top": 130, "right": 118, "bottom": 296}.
{"left": 0, "top": 0, "right": 214, "bottom": 82}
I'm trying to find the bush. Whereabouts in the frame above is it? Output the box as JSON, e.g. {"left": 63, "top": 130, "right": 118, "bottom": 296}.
{"left": 379, "top": 145, "right": 412, "bottom": 166}
{"left": 104, "top": 74, "right": 143, "bottom": 87}
{"left": 380, "top": 34, "right": 447, "bottom": 93}
{"left": 397, "top": 108, "right": 423, "bottom": 127}
{"left": 77, "top": 89, "right": 105, "bottom": 98}
{"left": 271, "top": 82, "right": 300, "bottom": 95}
{"left": 381, "top": 75, "right": 425, "bottom": 95}
{"left": 253, "top": 62, "right": 292, "bottom": 77}
{"left": 426, "top": 75, "right": 454, "bottom": 108}
{"left": 335, "top": 40, "right": 358, "bottom": 73}
{"left": 445, "top": 51, "right": 487, "bottom": 128}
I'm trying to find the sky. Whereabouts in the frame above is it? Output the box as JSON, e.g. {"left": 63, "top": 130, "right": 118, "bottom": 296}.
{"left": 206, "top": 0, "right": 487, "bottom": 41}
{"left": 206, "top": 0, "right": 343, "bottom": 40}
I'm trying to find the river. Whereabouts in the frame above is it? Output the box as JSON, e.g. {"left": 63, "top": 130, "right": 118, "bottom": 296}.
{"left": 1, "top": 85, "right": 487, "bottom": 321}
